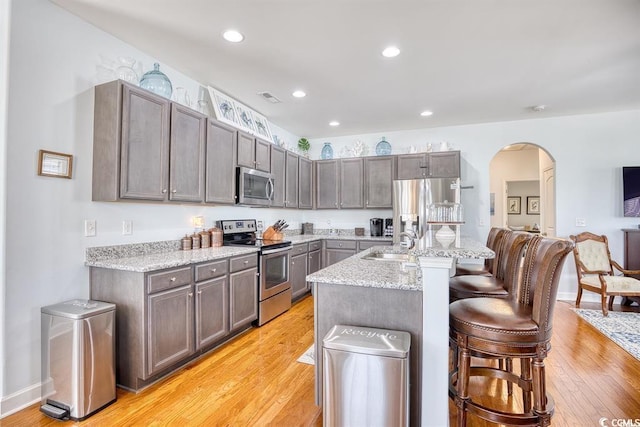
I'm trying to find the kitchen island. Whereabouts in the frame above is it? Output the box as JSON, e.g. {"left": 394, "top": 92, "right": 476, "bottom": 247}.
{"left": 308, "top": 239, "right": 493, "bottom": 426}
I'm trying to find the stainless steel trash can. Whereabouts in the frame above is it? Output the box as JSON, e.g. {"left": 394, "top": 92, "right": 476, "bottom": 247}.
{"left": 40, "top": 299, "right": 116, "bottom": 420}
{"left": 323, "top": 325, "right": 411, "bottom": 427}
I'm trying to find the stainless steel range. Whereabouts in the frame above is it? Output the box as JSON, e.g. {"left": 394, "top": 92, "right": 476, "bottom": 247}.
{"left": 217, "top": 219, "right": 292, "bottom": 326}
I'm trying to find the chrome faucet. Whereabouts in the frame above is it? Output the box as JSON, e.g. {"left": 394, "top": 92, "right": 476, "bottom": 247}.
{"left": 399, "top": 230, "right": 417, "bottom": 249}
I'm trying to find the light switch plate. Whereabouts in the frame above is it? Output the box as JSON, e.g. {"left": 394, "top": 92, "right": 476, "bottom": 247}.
{"left": 84, "top": 219, "right": 96, "bottom": 237}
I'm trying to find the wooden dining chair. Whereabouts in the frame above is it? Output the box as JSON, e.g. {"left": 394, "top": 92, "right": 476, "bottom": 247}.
{"left": 570, "top": 231, "right": 640, "bottom": 316}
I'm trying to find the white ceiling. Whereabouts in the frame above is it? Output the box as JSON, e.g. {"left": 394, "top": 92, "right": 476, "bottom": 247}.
{"left": 52, "top": 0, "right": 640, "bottom": 138}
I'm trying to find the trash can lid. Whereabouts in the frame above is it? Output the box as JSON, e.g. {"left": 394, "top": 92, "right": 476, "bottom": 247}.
{"left": 323, "top": 325, "right": 411, "bottom": 358}
{"left": 41, "top": 299, "right": 115, "bottom": 319}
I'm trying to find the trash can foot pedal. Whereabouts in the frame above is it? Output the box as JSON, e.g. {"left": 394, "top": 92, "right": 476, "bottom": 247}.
{"left": 40, "top": 402, "right": 70, "bottom": 420}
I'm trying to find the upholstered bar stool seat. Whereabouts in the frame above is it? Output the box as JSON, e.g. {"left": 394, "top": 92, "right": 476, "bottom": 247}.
{"left": 449, "top": 236, "right": 574, "bottom": 427}
{"left": 450, "top": 231, "right": 531, "bottom": 302}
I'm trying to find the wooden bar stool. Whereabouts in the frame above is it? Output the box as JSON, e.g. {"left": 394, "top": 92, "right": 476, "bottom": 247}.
{"left": 455, "top": 227, "right": 508, "bottom": 276}
{"left": 449, "top": 236, "right": 574, "bottom": 426}
{"left": 449, "top": 230, "right": 532, "bottom": 302}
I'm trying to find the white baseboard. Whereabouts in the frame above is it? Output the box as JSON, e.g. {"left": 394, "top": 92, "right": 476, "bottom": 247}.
{"left": 0, "top": 382, "right": 41, "bottom": 419}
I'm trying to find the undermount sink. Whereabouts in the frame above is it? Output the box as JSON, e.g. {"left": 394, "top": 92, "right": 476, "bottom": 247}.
{"left": 363, "top": 252, "right": 410, "bottom": 262}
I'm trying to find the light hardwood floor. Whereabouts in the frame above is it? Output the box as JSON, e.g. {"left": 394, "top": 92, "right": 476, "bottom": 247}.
{"left": 2, "top": 296, "right": 640, "bottom": 426}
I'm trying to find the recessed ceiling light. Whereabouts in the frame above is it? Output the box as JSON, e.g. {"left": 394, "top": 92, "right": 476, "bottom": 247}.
{"left": 329, "top": 121, "right": 340, "bottom": 127}
{"left": 292, "top": 90, "right": 306, "bottom": 98}
{"left": 420, "top": 110, "right": 434, "bottom": 117}
{"left": 382, "top": 46, "right": 400, "bottom": 58}
{"left": 223, "top": 30, "right": 244, "bottom": 43}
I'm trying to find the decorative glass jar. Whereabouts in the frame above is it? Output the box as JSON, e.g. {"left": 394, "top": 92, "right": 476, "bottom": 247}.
{"left": 375, "top": 136, "right": 392, "bottom": 155}
{"left": 139, "top": 63, "right": 172, "bottom": 99}
{"left": 321, "top": 142, "right": 334, "bottom": 160}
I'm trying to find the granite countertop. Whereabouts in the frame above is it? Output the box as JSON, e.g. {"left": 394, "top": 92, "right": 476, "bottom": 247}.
{"left": 85, "top": 246, "right": 259, "bottom": 272}
{"left": 306, "top": 238, "right": 494, "bottom": 291}
{"left": 306, "top": 246, "right": 422, "bottom": 291}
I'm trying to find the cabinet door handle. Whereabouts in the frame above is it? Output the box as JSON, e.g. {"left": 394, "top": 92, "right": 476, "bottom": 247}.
{"left": 171, "top": 189, "right": 177, "bottom": 193}
{"left": 339, "top": 243, "right": 343, "bottom": 247}
{"left": 197, "top": 290, "right": 202, "bottom": 295}
{"left": 162, "top": 189, "right": 168, "bottom": 193}
{"left": 188, "top": 292, "right": 193, "bottom": 297}
{"left": 292, "top": 261, "right": 295, "bottom": 265}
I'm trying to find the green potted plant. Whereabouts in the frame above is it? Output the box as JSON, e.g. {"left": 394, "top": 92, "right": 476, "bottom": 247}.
{"left": 298, "top": 137, "right": 310, "bottom": 157}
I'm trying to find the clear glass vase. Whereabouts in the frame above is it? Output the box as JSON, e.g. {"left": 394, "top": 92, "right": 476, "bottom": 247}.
{"left": 139, "top": 63, "right": 172, "bottom": 99}
{"left": 321, "top": 142, "right": 334, "bottom": 160}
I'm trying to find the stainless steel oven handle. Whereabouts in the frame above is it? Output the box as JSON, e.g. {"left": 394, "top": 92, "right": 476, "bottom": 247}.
{"left": 261, "top": 246, "right": 292, "bottom": 255}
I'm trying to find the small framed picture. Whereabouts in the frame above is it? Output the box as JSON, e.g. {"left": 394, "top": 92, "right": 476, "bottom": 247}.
{"left": 208, "top": 87, "right": 241, "bottom": 128}
{"left": 527, "top": 196, "right": 540, "bottom": 215}
{"left": 233, "top": 101, "right": 256, "bottom": 134}
{"left": 251, "top": 110, "right": 273, "bottom": 141}
{"left": 38, "top": 150, "right": 73, "bottom": 179}
{"left": 507, "top": 196, "right": 521, "bottom": 215}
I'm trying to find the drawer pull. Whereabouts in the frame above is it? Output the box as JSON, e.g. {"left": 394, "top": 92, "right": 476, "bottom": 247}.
{"left": 244, "top": 260, "right": 249, "bottom": 264}
{"left": 211, "top": 268, "right": 217, "bottom": 272}
{"left": 170, "top": 277, "right": 176, "bottom": 282}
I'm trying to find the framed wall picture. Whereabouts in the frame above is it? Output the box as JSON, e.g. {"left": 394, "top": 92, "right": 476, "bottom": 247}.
{"left": 38, "top": 149, "right": 73, "bottom": 179}
{"left": 233, "top": 101, "right": 256, "bottom": 134}
{"left": 208, "top": 87, "right": 240, "bottom": 128}
{"left": 527, "top": 196, "right": 540, "bottom": 215}
{"left": 507, "top": 196, "right": 521, "bottom": 215}
{"left": 251, "top": 110, "right": 273, "bottom": 141}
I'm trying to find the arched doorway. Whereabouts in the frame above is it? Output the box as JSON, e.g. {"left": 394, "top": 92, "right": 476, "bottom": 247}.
{"left": 489, "top": 143, "right": 556, "bottom": 236}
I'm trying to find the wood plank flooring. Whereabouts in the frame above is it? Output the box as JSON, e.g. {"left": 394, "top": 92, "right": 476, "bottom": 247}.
{"left": 2, "top": 297, "right": 640, "bottom": 426}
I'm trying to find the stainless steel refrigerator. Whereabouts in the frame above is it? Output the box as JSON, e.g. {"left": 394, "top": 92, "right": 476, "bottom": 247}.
{"left": 392, "top": 178, "right": 461, "bottom": 245}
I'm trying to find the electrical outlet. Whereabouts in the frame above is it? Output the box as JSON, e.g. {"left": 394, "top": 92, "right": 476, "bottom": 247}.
{"left": 122, "top": 220, "right": 133, "bottom": 235}
{"left": 575, "top": 218, "right": 587, "bottom": 227}
{"left": 84, "top": 219, "right": 96, "bottom": 237}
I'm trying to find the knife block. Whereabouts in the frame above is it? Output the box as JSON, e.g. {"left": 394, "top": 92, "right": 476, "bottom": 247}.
{"left": 262, "top": 226, "right": 283, "bottom": 241}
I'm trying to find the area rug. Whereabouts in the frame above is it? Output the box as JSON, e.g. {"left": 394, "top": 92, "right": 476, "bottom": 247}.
{"left": 297, "top": 345, "right": 315, "bottom": 365}
{"left": 573, "top": 308, "right": 640, "bottom": 361}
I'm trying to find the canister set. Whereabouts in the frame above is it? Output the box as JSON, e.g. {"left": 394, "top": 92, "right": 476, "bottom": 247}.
{"left": 181, "top": 227, "right": 223, "bottom": 250}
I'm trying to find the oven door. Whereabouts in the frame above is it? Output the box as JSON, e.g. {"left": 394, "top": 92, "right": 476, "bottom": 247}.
{"left": 259, "top": 246, "right": 291, "bottom": 300}
{"left": 237, "top": 167, "right": 274, "bottom": 206}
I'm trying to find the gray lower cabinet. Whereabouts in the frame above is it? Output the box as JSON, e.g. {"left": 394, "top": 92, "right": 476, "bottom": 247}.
{"left": 89, "top": 253, "right": 258, "bottom": 391}
{"left": 308, "top": 248, "right": 321, "bottom": 276}
{"left": 147, "top": 284, "right": 194, "bottom": 376}
{"left": 290, "top": 243, "right": 309, "bottom": 299}
{"left": 323, "top": 240, "right": 357, "bottom": 267}
{"left": 364, "top": 156, "right": 394, "bottom": 208}
{"left": 270, "top": 146, "right": 286, "bottom": 207}
{"left": 229, "top": 254, "right": 258, "bottom": 331}
{"left": 298, "top": 157, "right": 313, "bottom": 209}
{"left": 169, "top": 103, "right": 206, "bottom": 202}
{"left": 93, "top": 80, "right": 171, "bottom": 201}
{"left": 285, "top": 151, "right": 299, "bottom": 208}
{"left": 205, "top": 119, "right": 238, "bottom": 204}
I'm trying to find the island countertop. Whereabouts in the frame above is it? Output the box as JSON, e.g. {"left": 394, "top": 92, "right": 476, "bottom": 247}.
{"left": 306, "top": 237, "right": 494, "bottom": 291}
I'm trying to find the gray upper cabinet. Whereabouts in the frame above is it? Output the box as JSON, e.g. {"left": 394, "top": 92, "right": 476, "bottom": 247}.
{"left": 396, "top": 151, "right": 461, "bottom": 179}
{"left": 315, "top": 160, "right": 339, "bottom": 209}
{"left": 298, "top": 157, "right": 313, "bottom": 209}
{"left": 340, "top": 158, "right": 364, "bottom": 208}
{"left": 93, "top": 80, "right": 171, "bottom": 201}
{"left": 237, "top": 132, "right": 271, "bottom": 172}
{"left": 428, "top": 151, "right": 460, "bottom": 178}
{"left": 205, "top": 119, "right": 238, "bottom": 204}
{"left": 285, "top": 151, "right": 299, "bottom": 208}
{"left": 364, "top": 156, "right": 394, "bottom": 208}
{"left": 169, "top": 103, "right": 206, "bottom": 202}
{"left": 255, "top": 138, "right": 271, "bottom": 172}
{"left": 270, "top": 145, "right": 286, "bottom": 207}
{"left": 396, "top": 153, "right": 428, "bottom": 179}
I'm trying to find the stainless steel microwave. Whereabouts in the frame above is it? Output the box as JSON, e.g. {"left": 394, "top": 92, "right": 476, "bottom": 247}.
{"left": 236, "top": 167, "right": 274, "bottom": 206}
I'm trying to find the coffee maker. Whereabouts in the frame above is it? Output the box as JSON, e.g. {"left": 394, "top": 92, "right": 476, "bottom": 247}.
{"left": 370, "top": 218, "right": 384, "bottom": 236}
